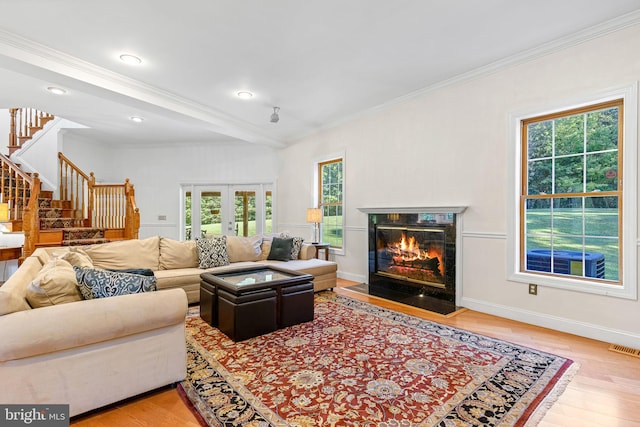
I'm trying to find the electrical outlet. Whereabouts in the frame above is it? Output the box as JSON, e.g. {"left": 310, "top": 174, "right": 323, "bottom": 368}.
{"left": 528, "top": 284, "right": 538, "bottom": 295}
{"left": 158, "top": 215, "right": 167, "bottom": 221}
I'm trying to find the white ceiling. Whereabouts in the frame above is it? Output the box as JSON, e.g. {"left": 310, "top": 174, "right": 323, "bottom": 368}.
{"left": 1, "top": 0, "right": 639, "bottom": 147}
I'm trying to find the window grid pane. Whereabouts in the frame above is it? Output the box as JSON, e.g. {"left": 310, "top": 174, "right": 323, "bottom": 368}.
{"left": 319, "top": 159, "right": 344, "bottom": 248}
{"left": 522, "top": 102, "right": 622, "bottom": 283}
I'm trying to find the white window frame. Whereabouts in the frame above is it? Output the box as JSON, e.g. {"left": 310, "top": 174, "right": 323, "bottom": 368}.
{"left": 314, "top": 152, "right": 346, "bottom": 255}
{"left": 507, "top": 83, "right": 638, "bottom": 300}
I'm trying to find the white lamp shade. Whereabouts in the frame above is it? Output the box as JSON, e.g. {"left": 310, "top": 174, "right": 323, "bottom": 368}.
{"left": 306, "top": 208, "right": 323, "bottom": 223}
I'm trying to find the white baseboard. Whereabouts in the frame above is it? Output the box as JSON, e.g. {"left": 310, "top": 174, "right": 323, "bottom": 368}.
{"left": 337, "top": 271, "right": 367, "bottom": 283}
{"left": 461, "top": 296, "right": 640, "bottom": 348}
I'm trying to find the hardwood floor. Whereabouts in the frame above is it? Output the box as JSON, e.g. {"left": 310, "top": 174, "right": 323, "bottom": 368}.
{"left": 71, "top": 279, "right": 640, "bottom": 427}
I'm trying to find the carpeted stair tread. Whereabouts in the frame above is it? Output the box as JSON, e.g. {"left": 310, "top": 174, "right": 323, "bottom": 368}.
{"left": 38, "top": 198, "right": 52, "bottom": 209}
{"left": 38, "top": 208, "right": 64, "bottom": 219}
{"left": 62, "top": 238, "right": 110, "bottom": 246}
{"left": 62, "top": 228, "right": 106, "bottom": 241}
{"left": 40, "top": 218, "right": 78, "bottom": 229}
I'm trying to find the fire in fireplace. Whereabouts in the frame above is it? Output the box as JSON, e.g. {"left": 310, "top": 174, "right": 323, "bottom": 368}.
{"left": 376, "top": 227, "right": 445, "bottom": 287}
{"left": 359, "top": 208, "right": 465, "bottom": 315}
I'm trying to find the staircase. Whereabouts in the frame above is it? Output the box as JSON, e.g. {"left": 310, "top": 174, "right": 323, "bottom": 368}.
{"left": 37, "top": 190, "right": 109, "bottom": 247}
{"left": 2, "top": 108, "right": 141, "bottom": 260}
{"left": 8, "top": 108, "right": 54, "bottom": 155}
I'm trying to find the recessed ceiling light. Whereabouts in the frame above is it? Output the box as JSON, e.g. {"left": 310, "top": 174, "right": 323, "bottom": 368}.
{"left": 236, "top": 91, "right": 254, "bottom": 99}
{"left": 119, "top": 54, "right": 142, "bottom": 65}
{"left": 47, "top": 86, "right": 67, "bottom": 95}
{"left": 129, "top": 116, "right": 144, "bottom": 123}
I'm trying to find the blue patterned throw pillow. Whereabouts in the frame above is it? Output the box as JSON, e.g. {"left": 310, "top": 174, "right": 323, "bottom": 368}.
{"left": 73, "top": 267, "right": 157, "bottom": 300}
{"left": 196, "top": 236, "right": 230, "bottom": 268}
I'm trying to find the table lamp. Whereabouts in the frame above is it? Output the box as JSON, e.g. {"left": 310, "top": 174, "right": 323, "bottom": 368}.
{"left": 306, "top": 208, "right": 323, "bottom": 243}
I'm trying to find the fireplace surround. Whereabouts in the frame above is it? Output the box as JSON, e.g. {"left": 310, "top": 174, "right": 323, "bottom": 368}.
{"left": 359, "top": 207, "right": 466, "bottom": 315}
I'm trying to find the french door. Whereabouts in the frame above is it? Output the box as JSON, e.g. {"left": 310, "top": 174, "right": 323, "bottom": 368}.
{"left": 183, "top": 184, "right": 274, "bottom": 240}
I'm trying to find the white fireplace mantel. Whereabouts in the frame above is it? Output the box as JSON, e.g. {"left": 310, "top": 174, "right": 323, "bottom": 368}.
{"left": 358, "top": 206, "right": 467, "bottom": 214}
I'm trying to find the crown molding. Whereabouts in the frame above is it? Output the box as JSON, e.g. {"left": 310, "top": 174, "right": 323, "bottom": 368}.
{"left": 0, "top": 29, "right": 285, "bottom": 148}
{"left": 292, "top": 9, "right": 640, "bottom": 143}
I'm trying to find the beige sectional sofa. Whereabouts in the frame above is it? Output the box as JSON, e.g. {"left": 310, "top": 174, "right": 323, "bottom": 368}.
{"left": 0, "top": 234, "right": 337, "bottom": 416}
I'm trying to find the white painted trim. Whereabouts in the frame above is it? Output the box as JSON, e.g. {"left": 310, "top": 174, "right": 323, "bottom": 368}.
{"left": 140, "top": 222, "right": 177, "bottom": 228}
{"left": 358, "top": 206, "right": 467, "bottom": 214}
{"left": 0, "top": 30, "right": 283, "bottom": 148}
{"left": 462, "top": 231, "right": 507, "bottom": 240}
{"left": 507, "top": 82, "right": 638, "bottom": 301}
{"left": 292, "top": 10, "right": 640, "bottom": 143}
{"left": 338, "top": 271, "right": 367, "bottom": 284}
{"left": 461, "top": 296, "right": 640, "bottom": 348}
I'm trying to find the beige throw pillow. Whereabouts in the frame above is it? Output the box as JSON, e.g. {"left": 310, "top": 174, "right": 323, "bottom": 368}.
{"left": 26, "top": 258, "right": 83, "bottom": 308}
{"left": 159, "top": 238, "right": 198, "bottom": 269}
{"left": 227, "top": 235, "right": 263, "bottom": 262}
{"left": 56, "top": 248, "right": 94, "bottom": 268}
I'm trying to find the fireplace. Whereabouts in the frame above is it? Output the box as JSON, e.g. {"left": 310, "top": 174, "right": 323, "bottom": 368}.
{"left": 360, "top": 207, "right": 465, "bottom": 315}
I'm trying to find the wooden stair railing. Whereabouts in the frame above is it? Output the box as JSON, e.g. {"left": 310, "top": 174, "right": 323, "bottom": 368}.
{"left": 58, "top": 152, "right": 140, "bottom": 238}
{"left": 21, "top": 174, "right": 41, "bottom": 259}
{"left": 0, "top": 153, "right": 34, "bottom": 224}
{"left": 19, "top": 153, "right": 140, "bottom": 259}
{"left": 8, "top": 108, "right": 54, "bottom": 155}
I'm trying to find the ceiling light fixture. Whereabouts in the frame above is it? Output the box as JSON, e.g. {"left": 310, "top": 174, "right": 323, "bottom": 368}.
{"left": 129, "top": 116, "right": 144, "bottom": 123}
{"left": 119, "top": 54, "right": 142, "bottom": 65}
{"left": 47, "top": 86, "right": 67, "bottom": 95}
{"left": 270, "top": 107, "right": 280, "bottom": 123}
{"left": 236, "top": 91, "right": 254, "bottom": 99}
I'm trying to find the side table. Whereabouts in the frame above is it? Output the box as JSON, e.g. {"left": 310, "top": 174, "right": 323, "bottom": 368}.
{"left": 0, "top": 246, "right": 22, "bottom": 283}
{"left": 311, "top": 243, "right": 330, "bottom": 260}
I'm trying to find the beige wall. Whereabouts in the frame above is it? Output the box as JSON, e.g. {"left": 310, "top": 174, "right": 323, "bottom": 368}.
{"left": 277, "top": 24, "right": 640, "bottom": 346}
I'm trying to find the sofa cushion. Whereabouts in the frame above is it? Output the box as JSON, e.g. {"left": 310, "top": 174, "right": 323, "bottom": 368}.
{"left": 26, "top": 258, "right": 83, "bottom": 308}
{"left": 83, "top": 236, "right": 160, "bottom": 271}
{"left": 227, "top": 235, "right": 262, "bottom": 262}
{"left": 159, "top": 238, "right": 198, "bottom": 270}
{"left": 267, "top": 237, "right": 293, "bottom": 261}
{"left": 55, "top": 248, "right": 94, "bottom": 268}
{"left": 196, "top": 236, "right": 230, "bottom": 268}
{"left": 0, "top": 291, "right": 30, "bottom": 315}
{"left": 259, "top": 258, "right": 337, "bottom": 278}
{"left": 74, "top": 267, "right": 157, "bottom": 299}
{"left": 0, "top": 257, "right": 43, "bottom": 315}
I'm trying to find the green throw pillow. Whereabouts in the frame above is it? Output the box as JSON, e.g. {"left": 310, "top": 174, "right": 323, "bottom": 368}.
{"left": 268, "top": 237, "right": 294, "bottom": 261}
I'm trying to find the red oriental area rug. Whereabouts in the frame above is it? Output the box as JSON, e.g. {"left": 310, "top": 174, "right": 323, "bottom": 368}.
{"left": 179, "top": 293, "right": 577, "bottom": 426}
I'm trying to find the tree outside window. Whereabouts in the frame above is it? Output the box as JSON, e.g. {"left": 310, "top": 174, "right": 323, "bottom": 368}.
{"left": 521, "top": 100, "right": 622, "bottom": 283}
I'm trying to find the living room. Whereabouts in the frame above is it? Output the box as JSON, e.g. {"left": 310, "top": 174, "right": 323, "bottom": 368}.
{"left": 42, "top": 5, "right": 640, "bottom": 349}
{"left": 1, "top": 2, "right": 640, "bottom": 426}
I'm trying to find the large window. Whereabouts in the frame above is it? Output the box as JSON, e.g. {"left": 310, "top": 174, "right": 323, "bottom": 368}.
{"left": 509, "top": 85, "right": 637, "bottom": 299}
{"left": 522, "top": 100, "right": 622, "bottom": 283}
{"left": 318, "top": 158, "right": 344, "bottom": 249}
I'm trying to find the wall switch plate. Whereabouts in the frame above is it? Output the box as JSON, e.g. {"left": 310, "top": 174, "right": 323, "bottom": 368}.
{"left": 528, "top": 284, "right": 538, "bottom": 295}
